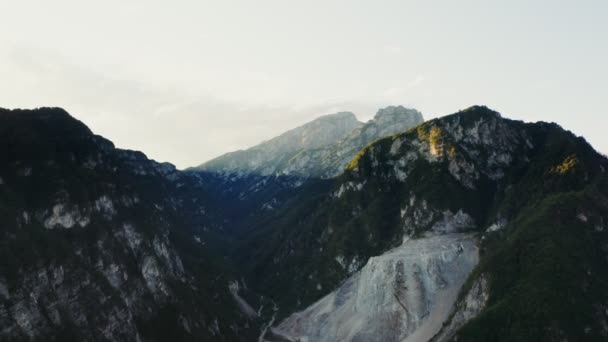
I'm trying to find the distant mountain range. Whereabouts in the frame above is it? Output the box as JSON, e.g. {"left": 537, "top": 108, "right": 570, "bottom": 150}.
{"left": 194, "top": 105, "right": 424, "bottom": 178}
{"left": 1, "top": 105, "right": 608, "bottom": 342}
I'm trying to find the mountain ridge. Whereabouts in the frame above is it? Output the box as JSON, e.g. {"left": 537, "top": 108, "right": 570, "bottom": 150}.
{"left": 0, "top": 107, "right": 261, "bottom": 341}
{"left": 194, "top": 105, "right": 424, "bottom": 178}
{"left": 1, "top": 105, "right": 608, "bottom": 341}
{"left": 235, "top": 105, "right": 608, "bottom": 341}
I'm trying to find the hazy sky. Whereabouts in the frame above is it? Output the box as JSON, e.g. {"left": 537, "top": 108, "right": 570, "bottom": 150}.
{"left": 1, "top": 0, "right": 607, "bottom": 168}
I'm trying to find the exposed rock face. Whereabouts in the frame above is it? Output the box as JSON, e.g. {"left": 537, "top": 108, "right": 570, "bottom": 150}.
{"left": 198, "top": 111, "right": 362, "bottom": 177}
{"left": 431, "top": 274, "right": 490, "bottom": 342}
{"left": 274, "top": 234, "right": 478, "bottom": 342}
{"left": 195, "top": 106, "right": 424, "bottom": 178}
{"left": 240, "top": 106, "right": 608, "bottom": 342}
{"left": 345, "top": 106, "right": 533, "bottom": 191}
{"left": 189, "top": 106, "right": 424, "bottom": 226}
{"left": 288, "top": 105, "right": 425, "bottom": 178}
{"left": 4, "top": 105, "right": 608, "bottom": 342}
{"left": 0, "top": 108, "right": 258, "bottom": 341}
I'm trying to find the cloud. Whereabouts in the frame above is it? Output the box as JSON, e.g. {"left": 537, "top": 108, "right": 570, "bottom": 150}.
{"left": 0, "top": 46, "right": 388, "bottom": 168}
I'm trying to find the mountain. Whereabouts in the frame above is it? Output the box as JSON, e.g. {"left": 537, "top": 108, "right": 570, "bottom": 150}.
{"left": 285, "top": 105, "right": 425, "bottom": 178}
{"left": 194, "top": 105, "right": 424, "bottom": 178}
{"left": 196, "top": 111, "right": 362, "bottom": 177}
{"left": 0, "top": 108, "right": 262, "bottom": 341}
{"left": 275, "top": 234, "right": 479, "bottom": 342}
{"left": 2, "top": 105, "right": 608, "bottom": 342}
{"left": 235, "top": 106, "right": 608, "bottom": 341}
{"left": 187, "top": 106, "right": 424, "bottom": 234}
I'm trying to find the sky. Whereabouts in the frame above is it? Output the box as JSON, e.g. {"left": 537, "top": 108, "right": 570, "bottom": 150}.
{"left": 1, "top": 0, "right": 607, "bottom": 168}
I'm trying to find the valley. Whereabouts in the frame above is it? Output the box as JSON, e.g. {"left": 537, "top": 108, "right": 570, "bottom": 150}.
{"left": 1, "top": 105, "right": 607, "bottom": 341}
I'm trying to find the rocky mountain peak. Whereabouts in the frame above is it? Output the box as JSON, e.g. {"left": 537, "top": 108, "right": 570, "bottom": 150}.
{"left": 0, "top": 107, "right": 93, "bottom": 139}
{"left": 453, "top": 105, "right": 503, "bottom": 123}
{"left": 4, "top": 105, "right": 608, "bottom": 342}
{"left": 0, "top": 107, "right": 105, "bottom": 163}
{"left": 194, "top": 106, "right": 425, "bottom": 178}
{"left": 373, "top": 105, "right": 423, "bottom": 127}
{"left": 275, "top": 111, "right": 362, "bottom": 151}
{"left": 195, "top": 110, "right": 364, "bottom": 176}
{"left": 460, "top": 104, "right": 500, "bottom": 115}
{"left": 315, "top": 111, "right": 358, "bottom": 124}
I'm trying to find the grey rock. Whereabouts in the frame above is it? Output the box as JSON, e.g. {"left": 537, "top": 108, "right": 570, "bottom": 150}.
{"left": 195, "top": 106, "right": 424, "bottom": 178}
{"left": 274, "top": 234, "right": 479, "bottom": 342}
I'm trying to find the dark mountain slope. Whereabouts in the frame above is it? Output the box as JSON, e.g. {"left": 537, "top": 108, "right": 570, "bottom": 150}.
{"left": 447, "top": 184, "right": 608, "bottom": 341}
{"left": 2, "top": 106, "right": 608, "bottom": 341}
{"left": 0, "top": 108, "right": 259, "bottom": 341}
{"left": 187, "top": 106, "right": 424, "bottom": 235}
{"left": 237, "top": 106, "right": 608, "bottom": 341}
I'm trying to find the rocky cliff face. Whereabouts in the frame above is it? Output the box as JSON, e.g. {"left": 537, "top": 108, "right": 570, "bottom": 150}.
{"left": 197, "top": 111, "right": 362, "bottom": 177}
{"left": 273, "top": 234, "right": 478, "bottom": 342}
{"left": 0, "top": 108, "right": 259, "bottom": 341}
{"left": 240, "top": 106, "right": 608, "bottom": 342}
{"left": 195, "top": 106, "right": 424, "bottom": 178}
{"left": 284, "top": 105, "right": 425, "bottom": 178}
{"left": 3, "top": 106, "right": 608, "bottom": 342}
{"left": 188, "top": 106, "right": 424, "bottom": 232}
